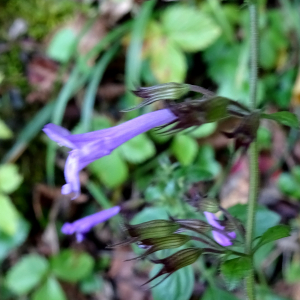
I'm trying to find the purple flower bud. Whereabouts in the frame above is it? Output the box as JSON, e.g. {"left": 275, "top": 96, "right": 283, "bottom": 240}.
{"left": 61, "top": 206, "right": 121, "bottom": 242}
{"left": 204, "top": 212, "right": 236, "bottom": 247}
{"left": 43, "top": 109, "right": 177, "bottom": 198}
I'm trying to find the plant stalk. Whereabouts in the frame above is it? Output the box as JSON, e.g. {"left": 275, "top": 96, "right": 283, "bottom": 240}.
{"left": 245, "top": 1, "right": 259, "bottom": 300}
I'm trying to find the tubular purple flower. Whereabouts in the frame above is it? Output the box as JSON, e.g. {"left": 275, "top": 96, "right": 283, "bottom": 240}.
{"left": 43, "top": 109, "right": 177, "bottom": 198}
{"left": 204, "top": 211, "right": 236, "bottom": 247}
{"left": 61, "top": 206, "right": 121, "bottom": 242}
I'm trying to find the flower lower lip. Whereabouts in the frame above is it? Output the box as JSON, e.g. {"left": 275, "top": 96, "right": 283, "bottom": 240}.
{"left": 43, "top": 109, "right": 177, "bottom": 198}
{"left": 61, "top": 206, "right": 121, "bottom": 241}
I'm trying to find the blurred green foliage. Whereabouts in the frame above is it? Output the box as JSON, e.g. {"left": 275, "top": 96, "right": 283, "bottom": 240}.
{"left": 1, "top": 0, "right": 300, "bottom": 299}
{"left": 278, "top": 166, "right": 300, "bottom": 199}
{"left": 0, "top": 0, "right": 81, "bottom": 40}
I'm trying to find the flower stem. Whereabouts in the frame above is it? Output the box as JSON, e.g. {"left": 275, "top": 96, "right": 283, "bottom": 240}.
{"left": 245, "top": 1, "right": 259, "bottom": 300}
{"left": 248, "top": 4, "right": 258, "bottom": 110}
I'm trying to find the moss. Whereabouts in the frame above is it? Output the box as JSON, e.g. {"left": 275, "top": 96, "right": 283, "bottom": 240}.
{"left": 0, "top": 0, "right": 89, "bottom": 92}
{"left": 0, "top": 45, "right": 29, "bottom": 92}
{"left": 0, "top": 0, "right": 86, "bottom": 40}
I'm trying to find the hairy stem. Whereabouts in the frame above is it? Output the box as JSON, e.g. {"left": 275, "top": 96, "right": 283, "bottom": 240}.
{"left": 245, "top": 141, "right": 258, "bottom": 300}
{"left": 245, "top": 2, "right": 259, "bottom": 300}
{"left": 248, "top": 4, "right": 258, "bottom": 110}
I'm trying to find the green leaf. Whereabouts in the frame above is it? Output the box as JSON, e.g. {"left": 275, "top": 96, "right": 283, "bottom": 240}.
{"left": 89, "top": 149, "right": 128, "bottom": 188}
{"left": 292, "top": 166, "right": 300, "bottom": 182}
{"left": 125, "top": 0, "right": 155, "bottom": 88}
{"left": 91, "top": 115, "right": 113, "bottom": 131}
{"left": 220, "top": 257, "right": 251, "bottom": 290}
{"left": 150, "top": 264, "right": 194, "bottom": 300}
{"left": 202, "top": 286, "right": 241, "bottom": 300}
{"left": 32, "top": 277, "right": 66, "bottom": 300}
{"left": 51, "top": 249, "right": 94, "bottom": 283}
{"left": 6, "top": 254, "right": 49, "bottom": 295}
{"left": 80, "top": 274, "right": 103, "bottom": 294}
{"left": 0, "top": 164, "right": 23, "bottom": 194}
{"left": 162, "top": 5, "right": 221, "bottom": 52}
{"left": 196, "top": 145, "right": 220, "bottom": 177}
{"left": 278, "top": 173, "right": 300, "bottom": 199}
{"left": 254, "top": 225, "right": 291, "bottom": 252}
{"left": 47, "top": 28, "right": 77, "bottom": 63}
{"left": 257, "top": 127, "right": 272, "bottom": 150}
{"left": 259, "top": 29, "right": 278, "bottom": 70}
{"left": 254, "top": 243, "right": 274, "bottom": 271}
{"left": 264, "top": 70, "right": 295, "bottom": 109}
{"left": 130, "top": 207, "right": 169, "bottom": 256}
{"left": 203, "top": 39, "right": 265, "bottom": 106}
{"left": 188, "top": 123, "right": 217, "bottom": 138}
{"left": 174, "top": 166, "right": 213, "bottom": 183}
{"left": 145, "top": 185, "right": 164, "bottom": 202}
{"left": 228, "top": 204, "right": 280, "bottom": 237}
{"left": 0, "top": 218, "right": 30, "bottom": 262}
{"left": 150, "top": 128, "right": 172, "bottom": 144}
{"left": 150, "top": 40, "right": 186, "bottom": 83}
{"left": 171, "top": 135, "right": 198, "bottom": 166}
{"left": 256, "top": 285, "right": 290, "bottom": 300}
{"left": 285, "top": 261, "right": 300, "bottom": 283}
{"left": 0, "top": 194, "right": 19, "bottom": 235}
{"left": 81, "top": 44, "right": 119, "bottom": 132}
{"left": 261, "top": 112, "right": 299, "bottom": 128}
{"left": 0, "top": 119, "right": 13, "bottom": 139}
{"left": 124, "top": 0, "right": 156, "bottom": 115}
{"left": 120, "top": 133, "right": 156, "bottom": 164}
{"left": 131, "top": 207, "right": 169, "bottom": 225}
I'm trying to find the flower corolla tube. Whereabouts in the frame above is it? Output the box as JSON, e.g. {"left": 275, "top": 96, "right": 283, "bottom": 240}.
{"left": 204, "top": 211, "right": 236, "bottom": 247}
{"left": 43, "top": 109, "right": 177, "bottom": 199}
{"left": 62, "top": 206, "right": 121, "bottom": 242}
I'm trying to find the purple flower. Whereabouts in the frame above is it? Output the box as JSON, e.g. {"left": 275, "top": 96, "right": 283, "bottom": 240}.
{"left": 62, "top": 206, "right": 121, "bottom": 242}
{"left": 204, "top": 211, "right": 236, "bottom": 247}
{"left": 43, "top": 109, "right": 177, "bottom": 198}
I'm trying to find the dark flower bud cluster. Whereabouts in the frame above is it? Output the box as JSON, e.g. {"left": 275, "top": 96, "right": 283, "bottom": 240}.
{"left": 222, "top": 110, "right": 261, "bottom": 150}
{"left": 197, "top": 197, "right": 219, "bottom": 213}
{"left": 127, "top": 234, "right": 191, "bottom": 261}
{"left": 164, "top": 96, "right": 252, "bottom": 133}
{"left": 143, "top": 248, "right": 203, "bottom": 286}
{"left": 170, "top": 218, "right": 212, "bottom": 234}
{"left": 111, "top": 204, "right": 243, "bottom": 286}
{"left": 125, "top": 219, "right": 180, "bottom": 239}
{"left": 219, "top": 218, "right": 239, "bottom": 232}
{"left": 124, "top": 82, "right": 190, "bottom": 111}
{"left": 129, "top": 82, "right": 259, "bottom": 146}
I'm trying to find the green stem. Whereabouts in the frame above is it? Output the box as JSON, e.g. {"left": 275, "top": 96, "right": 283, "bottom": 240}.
{"left": 246, "top": 142, "right": 259, "bottom": 254}
{"left": 245, "top": 2, "right": 259, "bottom": 300}
{"left": 248, "top": 3, "right": 258, "bottom": 110}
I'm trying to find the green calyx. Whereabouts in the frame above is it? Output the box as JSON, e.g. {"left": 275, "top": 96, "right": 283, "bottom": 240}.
{"left": 125, "top": 219, "right": 180, "bottom": 239}
{"left": 198, "top": 198, "right": 219, "bottom": 213}
{"left": 127, "top": 234, "right": 191, "bottom": 261}
{"left": 124, "top": 82, "right": 190, "bottom": 111}
{"left": 172, "top": 218, "right": 212, "bottom": 233}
